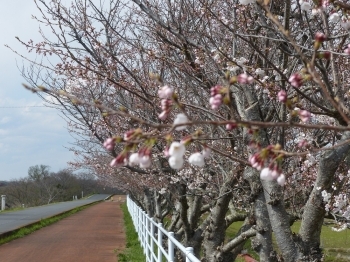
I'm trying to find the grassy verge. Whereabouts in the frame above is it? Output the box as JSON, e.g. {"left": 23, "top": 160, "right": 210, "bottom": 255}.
{"left": 117, "top": 203, "right": 146, "bottom": 262}
{"left": 0, "top": 203, "right": 97, "bottom": 245}
{"left": 226, "top": 220, "right": 350, "bottom": 262}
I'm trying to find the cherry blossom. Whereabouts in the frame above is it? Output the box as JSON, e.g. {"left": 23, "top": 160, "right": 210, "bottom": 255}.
{"left": 201, "top": 148, "right": 211, "bottom": 158}
{"left": 329, "top": 12, "right": 340, "bottom": 23}
{"left": 139, "top": 155, "right": 152, "bottom": 168}
{"left": 169, "top": 156, "right": 184, "bottom": 169}
{"left": 289, "top": 73, "right": 303, "bottom": 87}
{"left": 158, "top": 85, "right": 173, "bottom": 99}
{"left": 239, "top": 0, "right": 256, "bottom": 5}
{"left": 168, "top": 141, "right": 186, "bottom": 158}
{"left": 260, "top": 167, "right": 274, "bottom": 181}
{"left": 129, "top": 153, "right": 140, "bottom": 166}
{"left": 277, "top": 174, "right": 286, "bottom": 186}
{"left": 103, "top": 138, "right": 115, "bottom": 151}
{"left": 277, "top": 90, "right": 287, "bottom": 103}
{"left": 299, "top": 0, "right": 312, "bottom": 11}
{"left": 237, "top": 73, "right": 254, "bottom": 84}
{"left": 188, "top": 152, "right": 205, "bottom": 167}
{"left": 344, "top": 44, "right": 350, "bottom": 55}
{"left": 299, "top": 110, "right": 311, "bottom": 122}
{"left": 173, "top": 113, "right": 189, "bottom": 131}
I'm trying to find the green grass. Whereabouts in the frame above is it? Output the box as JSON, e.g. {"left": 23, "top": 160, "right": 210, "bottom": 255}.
{"left": 225, "top": 220, "right": 350, "bottom": 262}
{"left": 117, "top": 203, "right": 146, "bottom": 262}
{"left": 291, "top": 221, "right": 350, "bottom": 262}
{"left": 0, "top": 203, "right": 97, "bottom": 245}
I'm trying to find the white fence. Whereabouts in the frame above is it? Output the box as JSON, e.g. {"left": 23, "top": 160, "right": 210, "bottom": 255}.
{"left": 127, "top": 195, "right": 201, "bottom": 262}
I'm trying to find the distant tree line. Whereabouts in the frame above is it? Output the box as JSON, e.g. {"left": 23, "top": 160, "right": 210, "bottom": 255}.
{"left": 0, "top": 165, "right": 123, "bottom": 208}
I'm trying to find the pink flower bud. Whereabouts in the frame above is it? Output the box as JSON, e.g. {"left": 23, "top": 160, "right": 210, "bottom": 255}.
{"left": 298, "top": 139, "right": 308, "bottom": 147}
{"left": 158, "top": 111, "right": 168, "bottom": 120}
{"left": 103, "top": 138, "right": 115, "bottom": 151}
{"left": 344, "top": 44, "right": 350, "bottom": 55}
{"left": 289, "top": 73, "right": 303, "bottom": 88}
{"left": 277, "top": 90, "right": 287, "bottom": 103}
{"left": 299, "top": 110, "right": 311, "bottom": 122}
{"left": 315, "top": 32, "right": 327, "bottom": 42}
{"left": 110, "top": 154, "right": 126, "bottom": 167}
{"left": 158, "top": 85, "right": 173, "bottom": 99}
{"left": 237, "top": 73, "right": 254, "bottom": 84}
{"left": 226, "top": 122, "right": 237, "bottom": 130}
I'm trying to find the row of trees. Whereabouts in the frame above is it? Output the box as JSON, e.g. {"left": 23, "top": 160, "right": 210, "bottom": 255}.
{"left": 13, "top": 0, "right": 350, "bottom": 261}
{"left": 0, "top": 165, "right": 116, "bottom": 208}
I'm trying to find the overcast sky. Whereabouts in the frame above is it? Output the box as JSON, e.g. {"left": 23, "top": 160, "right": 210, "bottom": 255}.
{"left": 0, "top": 1, "right": 76, "bottom": 180}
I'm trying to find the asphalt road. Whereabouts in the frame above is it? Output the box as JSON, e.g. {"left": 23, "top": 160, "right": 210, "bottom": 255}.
{"left": 0, "top": 194, "right": 111, "bottom": 234}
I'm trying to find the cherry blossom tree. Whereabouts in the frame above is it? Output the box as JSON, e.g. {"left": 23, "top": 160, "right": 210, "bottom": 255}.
{"left": 13, "top": 0, "right": 350, "bottom": 261}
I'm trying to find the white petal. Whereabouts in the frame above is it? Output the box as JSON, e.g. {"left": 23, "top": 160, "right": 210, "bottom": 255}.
{"left": 169, "top": 156, "right": 184, "bottom": 169}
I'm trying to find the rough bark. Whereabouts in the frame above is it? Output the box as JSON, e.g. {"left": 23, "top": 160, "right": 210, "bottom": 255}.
{"left": 299, "top": 132, "right": 350, "bottom": 260}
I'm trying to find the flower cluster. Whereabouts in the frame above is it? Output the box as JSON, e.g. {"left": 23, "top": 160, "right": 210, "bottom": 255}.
{"left": 237, "top": 73, "right": 254, "bottom": 85}
{"left": 129, "top": 148, "right": 152, "bottom": 168}
{"left": 167, "top": 141, "right": 210, "bottom": 170}
{"left": 210, "top": 85, "right": 223, "bottom": 110}
{"left": 168, "top": 141, "right": 186, "bottom": 169}
{"left": 249, "top": 144, "right": 286, "bottom": 186}
{"left": 260, "top": 167, "right": 286, "bottom": 186}
{"left": 158, "top": 85, "right": 173, "bottom": 120}
{"left": 289, "top": 73, "right": 304, "bottom": 88}
{"left": 277, "top": 90, "right": 287, "bottom": 103}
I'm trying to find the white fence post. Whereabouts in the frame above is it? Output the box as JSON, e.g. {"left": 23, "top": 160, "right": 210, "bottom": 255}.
{"left": 185, "top": 247, "right": 194, "bottom": 262}
{"left": 151, "top": 218, "right": 155, "bottom": 262}
{"left": 126, "top": 196, "right": 200, "bottom": 262}
{"left": 157, "top": 223, "right": 163, "bottom": 262}
{"left": 168, "top": 232, "right": 175, "bottom": 262}
{"left": 146, "top": 214, "right": 150, "bottom": 260}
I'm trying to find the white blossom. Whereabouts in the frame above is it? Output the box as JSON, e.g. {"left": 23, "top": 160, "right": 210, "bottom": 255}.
{"left": 169, "top": 142, "right": 186, "bottom": 158}
{"left": 341, "top": 19, "right": 350, "bottom": 30}
{"left": 239, "top": 0, "right": 256, "bottom": 5}
{"left": 129, "top": 153, "right": 140, "bottom": 166}
{"left": 255, "top": 68, "right": 265, "bottom": 76}
{"left": 299, "top": 1, "right": 312, "bottom": 11}
{"left": 329, "top": 13, "right": 340, "bottom": 23}
{"left": 260, "top": 167, "right": 274, "bottom": 181}
{"left": 188, "top": 152, "right": 205, "bottom": 167}
{"left": 277, "top": 174, "right": 286, "bottom": 186}
{"left": 169, "top": 156, "right": 184, "bottom": 169}
{"left": 173, "top": 113, "right": 189, "bottom": 131}
{"left": 201, "top": 148, "right": 211, "bottom": 158}
{"left": 139, "top": 155, "right": 152, "bottom": 168}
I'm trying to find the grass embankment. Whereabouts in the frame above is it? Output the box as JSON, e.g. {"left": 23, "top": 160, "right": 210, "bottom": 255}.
{"left": 0, "top": 203, "right": 96, "bottom": 245}
{"left": 117, "top": 203, "right": 146, "bottom": 262}
{"left": 226, "top": 220, "right": 350, "bottom": 262}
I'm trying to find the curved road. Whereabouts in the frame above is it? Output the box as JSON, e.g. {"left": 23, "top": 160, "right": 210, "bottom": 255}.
{"left": 0, "top": 194, "right": 111, "bottom": 234}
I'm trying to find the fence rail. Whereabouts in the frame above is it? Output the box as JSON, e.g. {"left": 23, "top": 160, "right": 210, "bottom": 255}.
{"left": 127, "top": 195, "right": 201, "bottom": 262}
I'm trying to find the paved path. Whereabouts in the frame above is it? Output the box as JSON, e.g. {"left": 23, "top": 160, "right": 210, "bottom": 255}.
{"left": 0, "top": 196, "right": 126, "bottom": 262}
{"left": 0, "top": 194, "right": 111, "bottom": 234}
